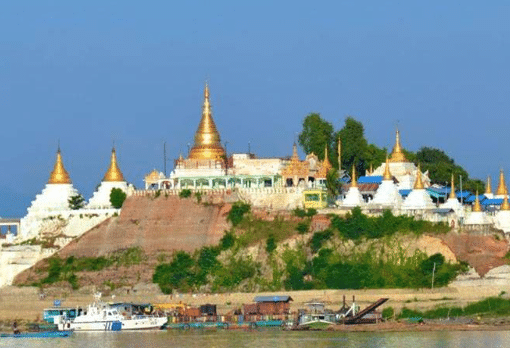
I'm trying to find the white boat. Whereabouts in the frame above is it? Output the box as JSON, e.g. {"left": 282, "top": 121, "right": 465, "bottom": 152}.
{"left": 56, "top": 301, "right": 167, "bottom": 331}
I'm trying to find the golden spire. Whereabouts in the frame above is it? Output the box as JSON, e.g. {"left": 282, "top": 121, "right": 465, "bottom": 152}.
{"left": 383, "top": 157, "right": 392, "bottom": 180}
{"left": 317, "top": 146, "right": 332, "bottom": 178}
{"left": 473, "top": 191, "right": 482, "bottom": 212}
{"left": 323, "top": 146, "right": 331, "bottom": 168}
{"left": 496, "top": 169, "right": 508, "bottom": 196}
{"left": 501, "top": 195, "right": 510, "bottom": 211}
{"left": 486, "top": 176, "right": 492, "bottom": 195}
{"left": 48, "top": 147, "right": 71, "bottom": 184}
{"left": 103, "top": 147, "right": 125, "bottom": 182}
{"left": 351, "top": 164, "right": 357, "bottom": 188}
{"left": 389, "top": 128, "right": 407, "bottom": 163}
{"left": 188, "top": 83, "right": 226, "bottom": 161}
{"left": 414, "top": 165, "right": 424, "bottom": 189}
{"left": 292, "top": 142, "right": 299, "bottom": 160}
{"left": 449, "top": 174, "right": 456, "bottom": 199}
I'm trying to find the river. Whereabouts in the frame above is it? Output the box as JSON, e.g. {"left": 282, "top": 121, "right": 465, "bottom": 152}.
{"left": 0, "top": 329, "right": 508, "bottom": 348}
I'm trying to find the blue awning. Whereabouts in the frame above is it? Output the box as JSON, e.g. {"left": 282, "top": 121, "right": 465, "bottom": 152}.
{"left": 481, "top": 198, "right": 503, "bottom": 206}
{"left": 358, "top": 176, "right": 383, "bottom": 184}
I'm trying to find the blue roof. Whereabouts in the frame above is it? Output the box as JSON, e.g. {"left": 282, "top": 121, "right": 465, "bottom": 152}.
{"left": 254, "top": 296, "right": 293, "bottom": 303}
{"left": 481, "top": 198, "right": 503, "bottom": 206}
{"left": 456, "top": 191, "right": 472, "bottom": 198}
{"left": 427, "top": 187, "right": 450, "bottom": 195}
{"left": 358, "top": 176, "right": 383, "bottom": 184}
{"left": 464, "top": 195, "right": 485, "bottom": 203}
{"left": 399, "top": 189, "right": 412, "bottom": 197}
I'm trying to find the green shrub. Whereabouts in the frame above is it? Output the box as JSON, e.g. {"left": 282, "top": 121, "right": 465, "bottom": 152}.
{"left": 110, "top": 188, "right": 127, "bottom": 208}
{"left": 266, "top": 234, "right": 277, "bottom": 254}
{"left": 382, "top": 306, "right": 394, "bottom": 320}
{"left": 227, "top": 202, "right": 251, "bottom": 226}
{"left": 179, "top": 189, "right": 192, "bottom": 198}
{"left": 219, "top": 230, "right": 236, "bottom": 250}
{"left": 310, "top": 229, "right": 333, "bottom": 253}
{"left": 292, "top": 208, "right": 307, "bottom": 218}
{"left": 296, "top": 221, "right": 310, "bottom": 235}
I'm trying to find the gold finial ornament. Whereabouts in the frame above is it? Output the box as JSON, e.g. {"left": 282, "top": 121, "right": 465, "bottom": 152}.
{"left": 292, "top": 142, "right": 299, "bottom": 160}
{"left": 383, "top": 157, "right": 392, "bottom": 180}
{"left": 501, "top": 195, "right": 510, "bottom": 211}
{"left": 389, "top": 128, "right": 407, "bottom": 163}
{"left": 486, "top": 176, "right": 492, "bottom": 194}
{"left": 103, "top": 147, "right": 125, "bottom": 182}
{"left": 48, "top": 148, "right": 71, "bottom": 184}
{"left": 188, "top": 83, "right": 226, "bottom": 161}
{"left": 496, "top": 169, "right": 508, "bottom": 196}
{"left": 449, "top": 174, "right": 456, "bottom": 199}
{"left": 473, "top": 191, "right": 482, "bottom": 212}
{"left": 337, "top": 137, "right": 341, "bottom": 170}
{"left": 414, "top": 165, "right": 424, "bottom": 189}
{"left": 351, "top": 164, "right": 357, "bottom": 188}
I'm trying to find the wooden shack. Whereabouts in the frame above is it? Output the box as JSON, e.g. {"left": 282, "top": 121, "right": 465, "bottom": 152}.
{"left": 243, "top": 296, "right": 293, "bottom": 316}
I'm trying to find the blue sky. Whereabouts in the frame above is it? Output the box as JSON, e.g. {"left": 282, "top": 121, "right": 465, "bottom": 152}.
{"left": 1, "top": 1, "right": 509, "bottom": 217}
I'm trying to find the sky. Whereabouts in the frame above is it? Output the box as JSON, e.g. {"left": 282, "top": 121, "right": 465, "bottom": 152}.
{"left": 1, "top": 1, "right": 509, "bottom": 217}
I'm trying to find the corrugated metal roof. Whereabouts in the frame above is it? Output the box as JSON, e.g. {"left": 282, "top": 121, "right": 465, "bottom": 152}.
{"left": 254, "top": 296, "right": 293, "bottom": 303}
{"left": 464, "top": 195, "right": 485, "bottom": 203}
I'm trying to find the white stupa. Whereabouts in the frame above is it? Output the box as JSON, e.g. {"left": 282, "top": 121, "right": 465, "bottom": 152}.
{"left": 20, "top": 147, "right": 79, "bottom": 239}
{"left": 464, "top": 192, "right": 491, "bottom": 226}
{"left": 369, "top": 129, "right": 431, "bottom": 190}
{"left": 483, "top": 176, "right": 494, "bottom": 199}
{"left": 371, "top": 157, "right": 402, "bottom": 208}
{"left": 494, "top": 169, "right": 508, "bottom": 199}
{"left": 402, "top": 166, "right": 435, "bottom": 211}
{"left": 342, "top": 165, "right": 365, "bottom": 208}
{"left": 495, "top": 196, "right": 510, "bottom": 233}
{"left": 88, "top": 147, "right": 128, "bottom": 209}
{"left": 440, "top": 174, "right": 464, "bottom": 216}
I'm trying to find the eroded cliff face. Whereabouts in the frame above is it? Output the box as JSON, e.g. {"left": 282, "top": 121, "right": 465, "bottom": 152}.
{"left": 58, "top": 195, "right": 231, "bottom": 258}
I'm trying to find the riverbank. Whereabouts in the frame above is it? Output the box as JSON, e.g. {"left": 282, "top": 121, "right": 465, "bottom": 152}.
{"left": 1, "top": 284, "right": 507, "bottom": 323}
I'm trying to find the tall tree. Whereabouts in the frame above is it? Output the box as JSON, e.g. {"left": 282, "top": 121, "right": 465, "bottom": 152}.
{"left": 336, "top": 117, "right": 368, "bottom": 174}
{"left": 415, "top": 147, "right": 468, "bottom": 185}
{"left": 298, "top": 113, "right": 334, "bottom": 161}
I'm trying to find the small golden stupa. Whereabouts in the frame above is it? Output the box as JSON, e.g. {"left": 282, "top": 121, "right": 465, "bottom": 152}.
{"left": 473, "top": 191, "right": 482, "bottom": 212}
{"left": 351, "top": 164, "right": 357, "bottom": 188}
{"left": 496, "top": 169, "right": 508, "bottom": 196}
{"left": 414, "top": 165, "right": 424, "bottom": 189}
{"left": 449, "top": 174, "right": 456, "bottom": 199}
{"left": 389, "top": 129, "right": 407, "bottom": 163}
{"left": 485, "top": 176, "right": 492, "bottom": 195}
{"left": 501, "top": 195, "right": 510, "bottom": 211}
{"left": 188, "top": 83, "right": 226, "bottom": 161}
{"left": 316, "top": 146, "right": 332, "bottom": 178}
{"left": 383, "top": 157, "right": 392, "bottom": 181}
{"left": 48, "top": 148, "right": 71, "bottom": 184}
{"left": 103, "top": 147, "right": 125, "bottom": 182}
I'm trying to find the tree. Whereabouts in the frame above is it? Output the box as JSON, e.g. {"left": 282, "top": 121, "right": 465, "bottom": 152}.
{"left": 336, "top": 117, "right": 368, "bottom": 174}
{"left": 298, "top": 113, "right": 334, "bottom": 161}
{"left": 415, "top": 147, "right": 469, "bottom": 185}
{"left": 110, "top": 188, "right": 127, "bottom": 209}
{"left": 68, "top": 194, "right": 85, "bottom": 210}
{"left": 365, "top": 144, "right": 387, "bottom": 172}
{"left": 266, "top": 234, "right": 277, "bottom": 254}
{"left": 325, "top": 168, "right": 340, "bottom": 199}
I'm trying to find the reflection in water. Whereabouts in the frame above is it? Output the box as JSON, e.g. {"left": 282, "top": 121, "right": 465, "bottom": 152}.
{"left": 1, "top": 330, "right": 509, "bottom": 348}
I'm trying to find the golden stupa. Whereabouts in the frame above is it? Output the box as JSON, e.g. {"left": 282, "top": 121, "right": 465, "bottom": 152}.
{"left": 449, "top": 174, "right": 456, "bottom": 199}
{"left": 48, "top": 148, "right": 71, "bottom": 184}
{"left": 473, "top": 191, "right": 482, "bottom": 212}
{"left": 389, "top": 129, "right": 407, "bottom": 163}
{"left": 316, "top": 146, "right": 332, "bottom": 178}
{"left": 486, "top": 176, "right": 492, "bottom": 195}
{"left": 383, "top": 157, "right": 392, "bottom": 180}
{"left": 501, "top": 195, "right": 510, "bottom": 211}
{"left": 414, "top": 165, "right": 424, "bottom": 189}
{"left": 103, "top": 147, "right": 125, "bottom": 182}
{"left": 351, "top": 164, "right": 357, "bottom": 188}
{"left": 496, "top": 169, "right": 508, "bottom": 196}
{"left": 188, "top": 83, "right": 226, "bottom": 161}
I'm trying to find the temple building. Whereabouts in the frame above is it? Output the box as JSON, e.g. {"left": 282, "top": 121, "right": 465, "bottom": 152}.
{"left": 401, "top": 166, "right": 435, "bottom": 213}
{"left": 464, "top": 192, "right": 491, "bottom": 231}
{"left": 370, "top": 157, "right": 402, "bottom": 209}
{"left": 370, "top": 129, "right": 430, "bottom": 190}
{"left": 495, "top": 196, "right": 510, "bottom": 233}
{"left": 440, "top": 174, "right": 464, "bottom": 217}
{"left": 19, "top": 148, "right": 80, "bottom": 239}
{"left": 341, "top": 166, "right": 365, "bottom": 208}
{"left": 88, "top": 147, "right": 129, "bottom": 209}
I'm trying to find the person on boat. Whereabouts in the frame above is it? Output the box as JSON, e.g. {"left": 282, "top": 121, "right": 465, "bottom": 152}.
{"left": 12, "top": 320, "right": 20, "bottom": 335}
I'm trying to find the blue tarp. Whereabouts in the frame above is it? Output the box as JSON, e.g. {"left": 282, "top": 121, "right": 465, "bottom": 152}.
{"left": 254, "top": 296, "right": 293, "bottom": 303}
{"left": 399, "top": 189, "right": 412, "bottom": 197}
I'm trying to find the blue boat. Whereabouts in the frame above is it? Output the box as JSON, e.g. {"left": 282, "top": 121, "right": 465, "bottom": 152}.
{"left": 0, "top": 331, "right": 72, "bottom": 338}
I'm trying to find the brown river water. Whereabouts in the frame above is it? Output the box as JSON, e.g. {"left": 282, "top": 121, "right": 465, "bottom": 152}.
{"left": 0, "top": 329, "right": 508, "bottom": 348}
